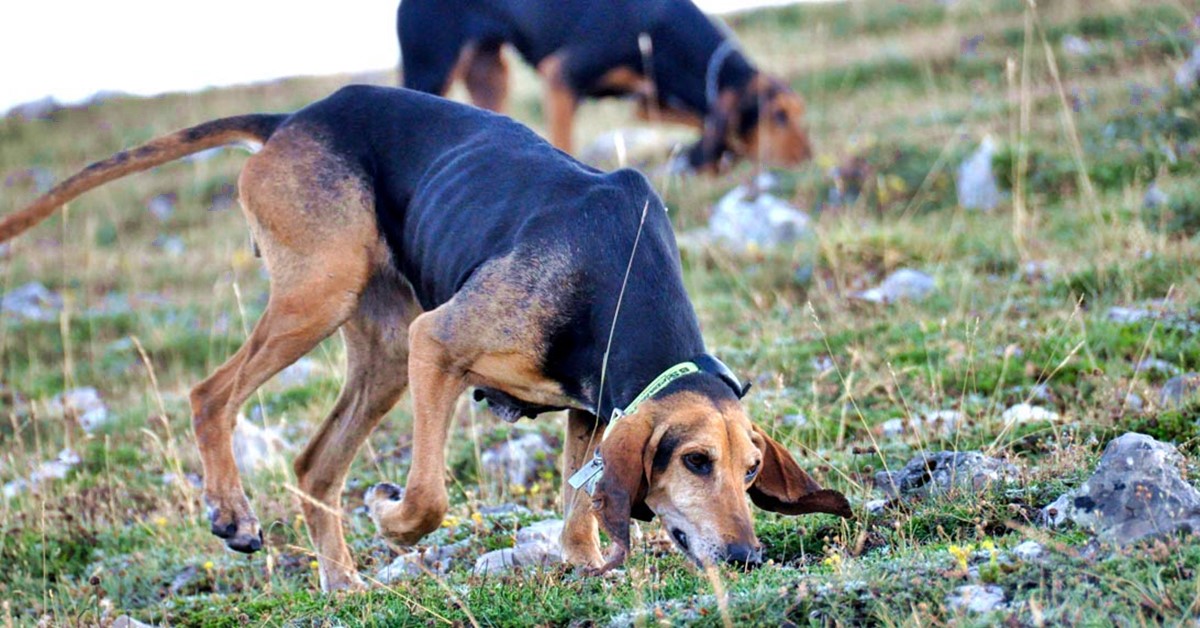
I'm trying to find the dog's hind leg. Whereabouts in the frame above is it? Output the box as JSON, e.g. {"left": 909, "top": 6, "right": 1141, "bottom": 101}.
{"left": 364, "top": 306, "right": 467, "bottom": 546}
{"left": 561, "top": 409, "right": 604, "bottom": 568}
{"left": 293, "top": 271, "right": 420, "bottom": 591}
{"left": 190, "top": 129, "right": 376, "bottom": 555}
{"left": 463, "top": 41, "right": 510, "bottom": 113}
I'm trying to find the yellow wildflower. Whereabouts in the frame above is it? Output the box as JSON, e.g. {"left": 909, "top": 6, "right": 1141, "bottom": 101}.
{"left": 154, "top": 516, "right": 168, "bottom": 528}
{"left": 203, "top": 561, "right": 215, "bottom": 572}
{"left": 310, "top": 560, "right": 320, "bottom": 570}
{"left": 471, "top": 512, "right": 484, "bottom": 526}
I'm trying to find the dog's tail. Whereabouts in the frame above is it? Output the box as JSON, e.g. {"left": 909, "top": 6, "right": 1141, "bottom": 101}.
{"left": 0, "top": 113, "right": 288, "bottom": 243}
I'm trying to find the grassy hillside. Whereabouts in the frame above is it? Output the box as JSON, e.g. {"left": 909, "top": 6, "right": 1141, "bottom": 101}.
{"left": 2, "top": 0, "right": 1200, "bottom": 625}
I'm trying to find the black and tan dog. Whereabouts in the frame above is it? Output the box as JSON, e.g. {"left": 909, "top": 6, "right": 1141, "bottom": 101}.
{"left": 398, "top": 0, "right": 814, "bottom": 171}
{"left": 0, "top": 86, "right": 849, "bottom": 591}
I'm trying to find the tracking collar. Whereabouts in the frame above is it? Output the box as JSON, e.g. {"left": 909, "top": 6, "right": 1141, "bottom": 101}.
{"left": 567, "top": 354, "right": 750, "bottom": 495}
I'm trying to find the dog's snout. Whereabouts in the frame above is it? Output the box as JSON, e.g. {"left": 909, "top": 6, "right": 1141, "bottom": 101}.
{"left": 724, "top": 542, "right": 763, "bottom": 566}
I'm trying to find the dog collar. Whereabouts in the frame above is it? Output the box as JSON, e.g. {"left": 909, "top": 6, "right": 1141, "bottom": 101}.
{"left": 567, "top": 354, "right": 749, "bottom": 495}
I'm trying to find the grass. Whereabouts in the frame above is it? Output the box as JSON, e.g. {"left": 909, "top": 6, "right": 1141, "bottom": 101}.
{"left": 3, "top": 0, "right": 1200, "bottom": 625}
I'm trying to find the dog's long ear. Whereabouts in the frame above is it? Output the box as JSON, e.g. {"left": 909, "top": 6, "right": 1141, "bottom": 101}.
{"left": 687, "top": 90, "right": 738, "bottom": 170}
{"left": 591, "top": 413, "right": 662, "bottom": 570}
{"left": 748, "top": 425, "right": 853, "bottom": 518}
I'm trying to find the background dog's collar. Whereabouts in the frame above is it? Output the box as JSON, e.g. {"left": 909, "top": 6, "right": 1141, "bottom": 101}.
{"left": 568, "top": 354, "right": 750, "bottom": 494}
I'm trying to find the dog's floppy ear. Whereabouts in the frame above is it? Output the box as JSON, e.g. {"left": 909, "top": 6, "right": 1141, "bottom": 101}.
{"left": 590, "top": 413, "right": 662, "bottom": 571}
{"left": 748, "top": 425, "right": 853, "bottom": 518}
{"left": 687, "top": 90, "right": 738, "bottom": 170}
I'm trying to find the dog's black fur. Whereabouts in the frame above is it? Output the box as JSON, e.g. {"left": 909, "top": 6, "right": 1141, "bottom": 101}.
{"left": 296, "top": 85, "right": 728, "bottom": 417}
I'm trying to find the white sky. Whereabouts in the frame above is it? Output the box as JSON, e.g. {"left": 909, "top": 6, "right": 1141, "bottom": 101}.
{"left": 0, "top": 0, "right": 812, "bottom": 113}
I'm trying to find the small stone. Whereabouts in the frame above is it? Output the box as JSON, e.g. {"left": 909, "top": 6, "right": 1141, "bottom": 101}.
{"left": 30, "top": 448, "right": 81, "bottom": 482}
{"left": 864, "top": 499, "right": 888, "bottom": 515}
{"left": 1, "top": 282, "right": 63, "bottom": 322}
{"left": 1044, "top": 433, "right": 1200, "bottom": 545}
{"left": 168, "top": 565, "right": 203, "bottom": 596}
{"left": 1160, "top": 373, "right": 1200, "bottom": 408}
{"left": 1001, "top": 403, "right": 1059, "bottom": 426}
{"left": 112, "top": 616, "right": 157, "bottom": 628}
{"left": 1061, "top": 35, "right": 1094, "bottom": 57}
{"left": 946, "top": 584, "right": 1006, "bottom": 613}
{"left": 479, "top": 503, "right": 531, "bottom": 518}
{"left": 481, "top": 432, "right": 555, "bottom": 486}
{"left": 49, "top": 387, "right": 109, "bottom": 433}
{"left": 1012, "top": 540, "right": 1045, "bottom": 562}
{"left": 376, "top": 539, "right": 472, "bottom": 583}
{"left": 880, "top": 418, "right": 904, "bottom": 439}
{"left": 852, "top": 269, "right": 936, "bottom": 304}
{"left": 956, "top": 136, "right": 999, "bottom": 211}
{"left": 579, "top": 127, "right": 689, "bottom": 170}
{"left": 875, "top": 451, "right": 1017, "bottom": 498}
{"left": 146, "top": 193, "right": 176, "bottom": 222}
{"left": 1176, "top": 45, "right": 1200, "bottom": 91}
{"left": 1122, "top": 393, "right": 1144, "bottom": 413}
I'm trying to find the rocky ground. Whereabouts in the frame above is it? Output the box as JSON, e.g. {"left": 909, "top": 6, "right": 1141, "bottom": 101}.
{"left": 3, "top": 0, "right": 1200, "bottom": 625}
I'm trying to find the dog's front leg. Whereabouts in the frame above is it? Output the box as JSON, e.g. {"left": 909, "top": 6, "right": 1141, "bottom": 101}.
{"left": 367, "top": 310, "right": 465, "bottom": 546}
{"left": 561, "top": 409, "right": 604, "bottom": 568}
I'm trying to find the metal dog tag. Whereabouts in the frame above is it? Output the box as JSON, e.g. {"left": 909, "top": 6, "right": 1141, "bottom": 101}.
{"left": 567, "top": 451, "right": 605, "bottom": 495}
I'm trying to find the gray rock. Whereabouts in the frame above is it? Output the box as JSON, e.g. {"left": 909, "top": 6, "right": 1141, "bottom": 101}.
{"left": 946, "top": 584, "right": 1006, "bottom": 613}
{"left": 579, "top": 127, "right": 688, "bottom": 170}
{"left": 1160, "top": 373, "right": 1200, "bottom": 408}
{"left": 481, "top": 432, "right": 555, "bottom": 486}
{"left": 955, "top": 137, "right": 999, "bottom": 211}
{"left": 709, "top": 175, "right": 812, "bottom": 251}
{"left": 479, "top": 503, "right": 531, "bottom": 518}
{"left": 1107, "top": 306, "right": 1199, "bottom": 334}
{"left": 1012, "top": 540, "right": 1045, "bottom": 562}
{"left": 883, "top": 410, "right": 960, "bottom": 439}
{"left": 168, "top": 565, "right": 204, "bottom": 596}
{"left": 853, "top": 269, "right": 936, "bottom": 304}
{"left": 2, "top": 282, "right": 63, "bottom": 322}
{"left": 113, "top": 616, "right": 157, "bottom": 628}
{"left": 1044, "top": 433, "right": 1200, "bottom": 545}
{"left": 1135, "top": 358, "right": 1179, "bottom": 376}
{"left": 1176, "top": 45, "right": 1200, "bottom": 91}
{"left": 1122, "top": 393, "right": 1145, "bottom": 413}
{"left": 876, "top": 451, "right": 1017, "bottom": 498}
{"left": 473, "top": 540, "right": 561, "bottom": 575}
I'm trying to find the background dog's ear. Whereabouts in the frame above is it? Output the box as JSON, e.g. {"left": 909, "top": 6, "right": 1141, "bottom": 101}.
{"left": 749, "top": 425, "right": 853, "bottom": 518}
{"left": 687, "top": 90, "right": 738, "bottom": 170}
{"left": 591, "top": 414, "right": 662, "bottom": 569}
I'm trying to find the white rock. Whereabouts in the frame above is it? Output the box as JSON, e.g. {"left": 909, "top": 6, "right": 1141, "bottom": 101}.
{"left": 579, "top": 127, "right": 689, "bottom": 169}
{"left": 1, "top": 282, "right": 63, "bottom": 322}
{"left": 956, "top": 137, "right": 1000, "bottom": 211}
{"left": 232, "top": 416, "right": 290, "bottom": 473}
{"left": 515, "top": 519, "right": 564, "bottom": 545}
{"left": 49, "top": 387, "right": 110, "bottom": 433}
{"left": 3, "top": 479, "right": 27, "bottom": 499}
{"left": 709, "top": 176, "right": 812, "bottom": 251}
{"left": 853, "top": 269, "right": 936, "bottom": 304}
{"left": 880, "top": 418, "right": 904, "bottom": 438}
{"left": 1012, "top": 540, "right": 1044, "bottom": 562}
{"left": 946, "top": 584, "right": 1006, "bottom": 613}
{"left": 376, "top": 540, "right": 472, "bottom": 583}
{"left": 1001, "top": 403, "right": 1059, "bottom": 425}
{"left": 473, "top": 540, "right": 561, "bottom": 575}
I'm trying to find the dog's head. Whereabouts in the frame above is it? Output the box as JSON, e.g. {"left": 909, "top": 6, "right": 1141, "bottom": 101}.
{"left": 591, "top": 375, "right": 851, "bottom": 568}
{"left": 689, "top": 74, "right": 813, "bottom": 172}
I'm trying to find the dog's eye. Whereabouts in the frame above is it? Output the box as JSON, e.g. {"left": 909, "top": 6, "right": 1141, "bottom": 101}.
{"left": 773, "top": 109, "right": 789, "bottom": 126}
{"left": 682, "top": 452, "right": 713, "bottom": 475}
{"left": 745, "top": 462, "right": 760, "bottom": 482}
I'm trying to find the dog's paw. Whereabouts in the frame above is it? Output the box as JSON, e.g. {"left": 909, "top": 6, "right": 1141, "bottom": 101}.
{"left": 207, "top": 500, "right": 263, "bottom": 554}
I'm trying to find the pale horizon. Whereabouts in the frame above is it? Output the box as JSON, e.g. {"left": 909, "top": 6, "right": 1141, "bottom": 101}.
{"left": 0, "top": 0, "right": 825, "bottom": 115}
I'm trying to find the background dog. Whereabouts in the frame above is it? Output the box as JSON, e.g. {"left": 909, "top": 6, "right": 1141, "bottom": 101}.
{"left": 397, "top": 0, "right": 814, "bottom": 171}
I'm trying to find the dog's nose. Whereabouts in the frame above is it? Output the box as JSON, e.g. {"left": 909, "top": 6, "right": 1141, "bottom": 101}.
{"left": 724, "top": 542, "right": 763, "bottom": 566}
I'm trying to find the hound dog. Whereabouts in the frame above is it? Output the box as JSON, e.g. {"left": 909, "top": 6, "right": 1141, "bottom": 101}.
{"left": 0, "top": 86, "right": 849, "bottom": 591}
{"left": 397, "top": 0, "right": 814, "bottom": 171}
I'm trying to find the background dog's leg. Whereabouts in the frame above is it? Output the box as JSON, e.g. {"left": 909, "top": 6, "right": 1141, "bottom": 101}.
{"left": 561, "top": 409, "right": 604, "bottom": 568}
{"left": 293, "top": 276, "right": 419, "bottom": 592}
{"left": 464, "top": 41, "right": 510, "bottom": 114}
{"left": 538, "top": 55, "right": 577, "bottom": 153}
{"left": 366, "top": 308, "right": 465, "bottom": 546}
